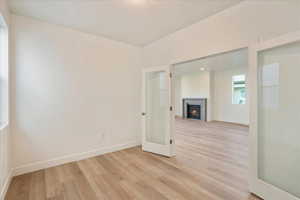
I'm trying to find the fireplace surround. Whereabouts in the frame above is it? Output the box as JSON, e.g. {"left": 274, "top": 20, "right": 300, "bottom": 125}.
{"left": 182, "top": 98, "right": 207, "bottom": 121}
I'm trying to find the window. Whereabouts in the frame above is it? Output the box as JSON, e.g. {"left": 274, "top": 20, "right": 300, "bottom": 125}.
{"left": 0, "top": 16, "right": 8, "bottom": 128}
{"left": 0, "top": 26, "right": 3, "bottom": 126}
{"left": 232, "top": 74, "right": 246, "bottom": 104}
{"left": 0, "top": 25, "right": 3, "bottom": 125}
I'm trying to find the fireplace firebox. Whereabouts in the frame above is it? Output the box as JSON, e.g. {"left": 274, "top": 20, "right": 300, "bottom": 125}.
{"left": 183, "top": 98, "right": 207, "bottom": 121}
{"left": 187, "top": 104, "right": 201, "bottom": 119}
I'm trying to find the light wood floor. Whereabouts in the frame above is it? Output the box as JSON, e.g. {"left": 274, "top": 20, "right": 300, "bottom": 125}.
{"left": 6, "top": 119, "right": 261, "bottom": 200}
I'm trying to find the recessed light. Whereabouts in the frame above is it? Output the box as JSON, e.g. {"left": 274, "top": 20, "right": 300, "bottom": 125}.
{"left": 200, "top": 67, "right": 205, "bottom": 71}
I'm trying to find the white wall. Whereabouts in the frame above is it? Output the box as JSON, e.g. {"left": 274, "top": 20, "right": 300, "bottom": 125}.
{"left": 174, "top": 76, "right": 182, "bottom": 116}
{"left": 142, "top": 1, "right": 300, "bottom": 67}
{"left": 4, "top": 0, "right": 300, "bottom": 184}
{"left": 175, "top": 71, "right": 212, "bottom": 120}
{"left": 143, "top": 0, "right": 300, "bottom": 125}
{"left": 181, "top": 72, "right": 210, "bottom": 99}
{"left": 0, "top": 0, "right": 11, "bottom": 199}
{"left": 10, "top": 15, "right": 142, "bottom": 175}
{"left": 213, "top": 67, "right": 249, "bottom": 125}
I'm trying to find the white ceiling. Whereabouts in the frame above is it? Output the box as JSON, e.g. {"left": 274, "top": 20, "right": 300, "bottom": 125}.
{"left": 9, "top": 0, "right": 243, "bottom": 46}
{"left": 174, "top": 48, "right": 248, "bottom": 75}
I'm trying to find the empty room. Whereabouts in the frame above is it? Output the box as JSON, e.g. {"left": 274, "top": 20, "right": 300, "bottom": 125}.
{"left": 1, "top": 0, "right": 300, "bottom": 200}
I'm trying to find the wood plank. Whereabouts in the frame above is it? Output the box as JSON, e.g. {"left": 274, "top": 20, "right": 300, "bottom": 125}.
{"left": 5, "top": 119, "right": 262, "bottom": 200}
{"left": 28, "top": 170, "right": 46, "bottom": 200}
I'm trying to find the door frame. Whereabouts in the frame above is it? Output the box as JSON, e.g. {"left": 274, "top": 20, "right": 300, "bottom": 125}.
{"left": 249, "top": 30, "right": 300, "bottom": 200}
{"left": 141, "top": 65, "right": 175, "bottom": 157}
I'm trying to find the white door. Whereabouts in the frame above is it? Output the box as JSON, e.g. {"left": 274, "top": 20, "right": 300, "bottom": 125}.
{"left": 142, "top": 66, "right": 175, "bottom": 157}
{"left": 249, "top": 31, "right": 300, "bottom": 200}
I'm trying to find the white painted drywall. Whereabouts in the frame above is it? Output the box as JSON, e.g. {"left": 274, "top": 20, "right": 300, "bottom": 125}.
{"left": 181, "top": 72, "right": 210, "bottom": 99}
{"left": 10, "top": 15, "right": 142, "bottom": 172}
{"left": 142, "top": 0, "right": 300, "bottom": 67}
{"left": 174, "top": 76, "right": 182, "bottom": 116}
{"left": 208, "top": 71, "right": 214, "bottom": 122}
{"left": 175, "top": 71, "right": 212, "bottom": 120}
{"left": 213, "top": 67, "right": 249, "bottom": 125}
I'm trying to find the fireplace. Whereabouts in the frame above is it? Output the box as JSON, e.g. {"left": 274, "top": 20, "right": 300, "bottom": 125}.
{"left": 183, "top": 98, "right": 207, "bottom": 121}
{"left": 187, "top": 104, "right": 201, "bottom": 119}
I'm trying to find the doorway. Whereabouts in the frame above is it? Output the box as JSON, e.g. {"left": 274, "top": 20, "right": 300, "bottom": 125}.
{"left": 142, "top": 31, "right": 300, "bottom": 200}
{"left": 173, "top": 48, "right": 249, "bottom": 125}
{"left": 173, "top": 48, "right": 255, "bottom": 199}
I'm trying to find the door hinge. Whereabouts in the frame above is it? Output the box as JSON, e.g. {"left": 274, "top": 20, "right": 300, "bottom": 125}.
{"left": 170, "top": 106, "right": 173, "bottom": 111}
{"left": 170, "top": 139, "right": 173, "bottom": 144}
{"left": 169, "top": 73, "right": 172, "bottom": 78}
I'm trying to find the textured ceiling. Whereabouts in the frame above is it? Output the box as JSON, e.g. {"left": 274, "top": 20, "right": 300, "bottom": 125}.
{"left": 9, "top": 0, "right": 243, "bottom": 46}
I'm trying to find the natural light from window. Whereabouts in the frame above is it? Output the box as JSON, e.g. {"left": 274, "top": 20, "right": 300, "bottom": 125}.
{"left": 0, "top": 18, "right": 8, "bottom": 128}
{"left": 0, "top": 25, "right": 3, "bottom": 126}
{"left": 232, "top": 74, "right": 246, "bottom": 105}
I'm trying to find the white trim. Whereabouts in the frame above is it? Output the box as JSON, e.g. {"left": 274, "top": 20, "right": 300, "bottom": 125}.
{"left": 256, "top": 30, "right": 300, "bottom": 51}
{"left": 142, "top": 142, "right": 172, "bottom": 157}
{"left": 252, "top": 179, "right": 300, "bottom": 200}
{"left": 0, "top": 169, "right": 13, "bottom": 200}
{"left": 249, "top": 43, "right": 258, "bottom": 193}
{"left": 142, "top": 65, "right": 168, "bottom": 73}
{"left": 171, "top": 47, "right": 248, "bottom": 67}
{"left": 13, "top": 141, "right": 140, "bottom": 176}
{"left": 169, "top": 64, "right": 176, "bottom": 156}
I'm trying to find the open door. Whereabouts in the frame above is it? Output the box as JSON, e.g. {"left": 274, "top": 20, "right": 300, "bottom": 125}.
{"left": 142, "top": 66, "right": 175, "bottom": 157}
{"left": 249, "top": 31, "right": 300, "bottom": 200}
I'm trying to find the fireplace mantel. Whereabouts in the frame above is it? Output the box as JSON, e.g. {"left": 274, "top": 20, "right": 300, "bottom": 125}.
{"left": 182, "top": 98, "right": 207, "bottom": 121}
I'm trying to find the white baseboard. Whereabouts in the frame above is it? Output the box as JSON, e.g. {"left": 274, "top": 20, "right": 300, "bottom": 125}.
{"left": 13, "top": 141, "right": 141, "bottom": 176}
{"left": 211, "top": 120, "right": 249, "bottom": 127}
{"left": 0, "top": 169, "right": 13, "bottom": 200}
